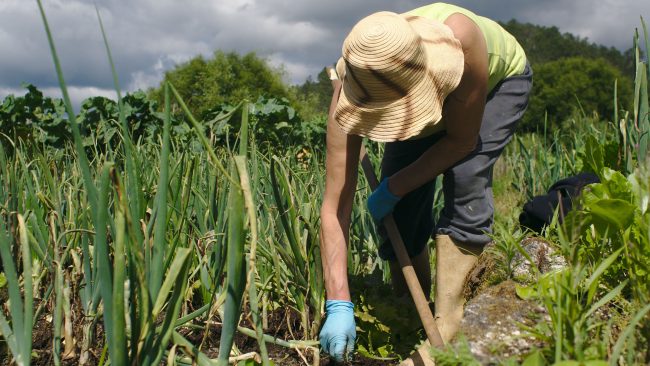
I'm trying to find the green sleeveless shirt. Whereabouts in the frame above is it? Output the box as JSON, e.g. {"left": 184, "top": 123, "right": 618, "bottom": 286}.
{"left": 407, "top": 3, "right": 527, "bottom": 92}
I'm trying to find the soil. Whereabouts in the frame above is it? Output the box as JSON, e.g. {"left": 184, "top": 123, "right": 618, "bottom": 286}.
{"left": 0, "top": 297, "right": 390, "bottom": 366}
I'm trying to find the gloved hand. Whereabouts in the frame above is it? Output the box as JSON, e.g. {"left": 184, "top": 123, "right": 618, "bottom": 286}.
{"left": 367, "top": 178, "right": 401, "bottom": 222}
{"left": 319, "top": 300, "right": 356, "bottom": 363}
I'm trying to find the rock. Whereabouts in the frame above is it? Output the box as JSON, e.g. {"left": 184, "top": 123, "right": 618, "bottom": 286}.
{"left": 458, "top": 280, "right": 547, "bottom": 364}
{"left": 463, "top": 243, "right": 499, "bottom": 299}
{"left": 511, "top": 237, "right": 567, "bottom": 282}
{"left": 452, "top": 237, "right": 565, "bottom": 363}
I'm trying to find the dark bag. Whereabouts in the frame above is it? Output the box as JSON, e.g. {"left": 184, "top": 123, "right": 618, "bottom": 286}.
{"left": 518, "top": 172, "right": 600, "bottom": 233}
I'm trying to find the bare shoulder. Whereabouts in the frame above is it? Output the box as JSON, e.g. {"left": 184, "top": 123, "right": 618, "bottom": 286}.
{"left": 443, "top": 13, "right": 483, "bottom": 52}
{"left": 442, "top": 13, "right": 488, "bottom": 101}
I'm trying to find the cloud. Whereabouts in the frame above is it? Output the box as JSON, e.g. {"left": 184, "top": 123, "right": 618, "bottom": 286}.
{"left": 0, "top": 0, "right": 648, "bottom": 107}
{"left": 456, "top": 0, "right": 647, "bottom": 50}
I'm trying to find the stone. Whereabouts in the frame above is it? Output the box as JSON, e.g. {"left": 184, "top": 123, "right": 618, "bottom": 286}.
{"left": 511, "top": 237, "right": 567, "bottom": 283}
{"left": 458, "top": 280, "right": 547, "bottom": 364}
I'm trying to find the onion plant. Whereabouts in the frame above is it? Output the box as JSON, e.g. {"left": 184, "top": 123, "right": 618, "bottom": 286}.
{"left": 1, "top": 2, "right": 642, "bottom": 366}
{"left": 0, "top": 215, "right": 33, "bottom": 366}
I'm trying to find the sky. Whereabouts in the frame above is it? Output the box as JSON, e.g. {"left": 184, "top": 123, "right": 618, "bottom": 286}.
{"left": 0, "top": 0, "right": 648, "bottom": 108}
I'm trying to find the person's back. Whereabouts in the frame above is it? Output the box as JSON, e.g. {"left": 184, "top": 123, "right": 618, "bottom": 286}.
{"left": 407, "top": 2, "right": 527, "bottom": 92}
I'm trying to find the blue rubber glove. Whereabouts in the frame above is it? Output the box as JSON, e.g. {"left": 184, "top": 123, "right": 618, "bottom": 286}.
{"left": 319, "top": 300, "right": 356, "bottom": 363}
{"left": 367, "top": 178, "right": 401, "bottom": 222}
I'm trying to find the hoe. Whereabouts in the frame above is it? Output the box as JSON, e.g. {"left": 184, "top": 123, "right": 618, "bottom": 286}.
{"left": 359, "top": 146, "right": 445, "bottom": 350}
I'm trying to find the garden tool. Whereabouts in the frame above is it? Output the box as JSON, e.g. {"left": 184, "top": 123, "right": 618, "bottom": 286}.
{"left": 359, "top": 146, "right": 444, "bottom": 350}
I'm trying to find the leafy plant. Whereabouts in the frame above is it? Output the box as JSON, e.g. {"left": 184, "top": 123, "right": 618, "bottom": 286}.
{"left": 616, "top": 18, "right": 650, "bottom": 174}
{"left": 0, "top": 83, "right": 69, "bottom": 147}
{"left": 516, "top": 248, "right": 627, "bottom": 363}
{"left": 206, "top": 96, "right": 326, "bottom": 150}
{"left": 429, "top": 336, "right": 481, "bottom": 366}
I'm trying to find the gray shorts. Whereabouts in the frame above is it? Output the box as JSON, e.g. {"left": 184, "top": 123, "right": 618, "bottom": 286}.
{"left": 378, "top": 63, "right": 533, "bottom": 261}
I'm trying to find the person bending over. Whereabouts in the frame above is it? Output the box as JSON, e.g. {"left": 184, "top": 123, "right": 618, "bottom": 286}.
{"left": 319, "top": 3, "right": 532, "bottom": 364}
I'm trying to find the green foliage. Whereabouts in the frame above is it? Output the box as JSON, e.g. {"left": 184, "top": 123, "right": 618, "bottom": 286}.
{"left": 511, "top": 25, "right": 650, "bottom": 363}
{"left": 77, "top": 91, "right": 167, "bottom": 148}
{"left": 507, "top": 126, "right": 587, "bottom": 200}
{"left": 208, "top": 96, "right": 326, "bottom": 149}
{"left": 523, "top": 112, "right": 650, "bottom": 364}
{"left": 429, "top": 336, "right": 481, "bottom": 366}
{"left": 564, "top": 166, "right": 650, "bottom": 304}
{"left": 522, "top": 57, "right": 633, "bottom": 131}
{"left": 574, "top": 36, "right": 650, "bottom": 300}
{"left": 5, "top": 5, "right": 650, "bottom": 365}
{"left": 0, "top": 85, "right": 167, "bottom": 151}
{"left": 0, "top": 215, "right": 33, "bottom": 366}
{"left": 515, "top": 249, "right": 628, "bottom": 363}
{"left": 292, "top": 67, "right": 332, "bottom": 119}
{"left": 501, "top": 20, "right": 637, "bottom": 76}
{"left": 498, "top": 20, "right": 639, "bottom": 132}
{"left": 351, "top": 274, "right": 424, "bottom": 360}
{"left": 617, "top": 22, "right": 650, "bottom": 174}
{"left": 150, "top": 51, "right": 295, "bottom": 120}
{"left": 0, "top": 83, "right": 68, "bottom": 147}
{"left": 0, "top": 85, "right": 327, "bottom": 153}
{"left": 486, "top": 223, "right": 529, "bottom": 283}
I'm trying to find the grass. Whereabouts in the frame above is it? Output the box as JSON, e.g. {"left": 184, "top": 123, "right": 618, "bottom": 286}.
{"left": 0, "top": 4, "right": 648, "bottom": 366}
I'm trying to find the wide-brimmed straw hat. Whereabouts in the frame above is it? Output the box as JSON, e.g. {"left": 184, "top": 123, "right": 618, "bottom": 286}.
{"left": 334, "top": 11, "right": 464, "bottom": 142}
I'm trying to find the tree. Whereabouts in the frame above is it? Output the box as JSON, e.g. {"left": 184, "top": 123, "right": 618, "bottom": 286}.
{"left": 150, "top": 51, "right": 295, "bottom": 120}
{"left": 521, "top": 57, "right": 633, "bottom": 131}
{"left": 501, "top": 20, "right": 637, "bottom": 76}
{"left": 292, "top": 67, "right": 332, "bottom": 120}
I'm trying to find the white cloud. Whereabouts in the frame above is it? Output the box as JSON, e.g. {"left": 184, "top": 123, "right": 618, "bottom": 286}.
{"left": 468, "top": 0, "right": 648, "bottom": 50}
{"left": 0, "top": 0, "right": 648, "bottom": 99}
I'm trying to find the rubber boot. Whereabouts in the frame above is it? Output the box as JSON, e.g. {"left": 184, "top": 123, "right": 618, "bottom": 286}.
{"left": 398, "top": 235, "right": 480, "bottom": 365}
{"left": 433, "top": 234, "right": 480, "bottom": 343}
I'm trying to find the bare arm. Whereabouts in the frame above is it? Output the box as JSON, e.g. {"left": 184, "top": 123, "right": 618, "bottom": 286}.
{"left": 320, "top": 79, "right": 362, "bottom": 301}
{"left": 389, "top": 13, "right": 489, "bottom": 197}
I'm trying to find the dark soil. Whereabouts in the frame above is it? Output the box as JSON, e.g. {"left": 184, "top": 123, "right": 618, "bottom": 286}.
{"left": 0, "top": 298, "right": 391, "bottom": 366}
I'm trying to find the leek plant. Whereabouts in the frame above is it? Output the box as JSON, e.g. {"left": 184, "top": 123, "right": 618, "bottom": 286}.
{"left": 0, "top": 215, "right": 33, "bottom": 366}
{"left": 2, "top": 2, "right": 643, "bottom": 365}
{"left": 34, "top": 2, "right": 239, "bottom": 365}
{"left": 618, "top": 18, "right": 649, "bottom": 173}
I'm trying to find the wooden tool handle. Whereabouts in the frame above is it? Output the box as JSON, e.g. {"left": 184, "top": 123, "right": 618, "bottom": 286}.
{"left": 359, "top": 146, "right": 444, "bottom": 348}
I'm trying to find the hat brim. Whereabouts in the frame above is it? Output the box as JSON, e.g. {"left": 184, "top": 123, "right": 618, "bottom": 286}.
{"left": 335, "top": 16, "right": 464, "bottom": 142}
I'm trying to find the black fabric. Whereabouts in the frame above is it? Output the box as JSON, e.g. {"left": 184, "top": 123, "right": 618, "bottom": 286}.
{"left": 518, "top": 172, "right": 600, "bottom": 233}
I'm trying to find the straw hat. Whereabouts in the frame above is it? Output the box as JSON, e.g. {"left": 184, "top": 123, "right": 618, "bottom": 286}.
{"left": 334, "top": 11, "right": 464, "bottom": 142}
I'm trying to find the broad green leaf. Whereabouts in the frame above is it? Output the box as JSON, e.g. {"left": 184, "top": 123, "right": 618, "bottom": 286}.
{"left": 522, "top": 349, "right": 546, "bottom": 366}
{"left": 515, "top": 284, "right": 538, "bottom": 300}
{"left": 588, "top": 199, "right": 636, "bottom": 231}
{"left": 601, "top": 168, "right": 633, "bottom": 202}
{"left": 552, "top": 361, "right": 580, "bottom": 366}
